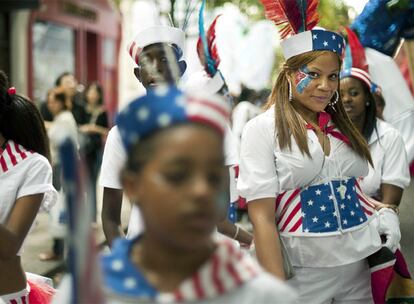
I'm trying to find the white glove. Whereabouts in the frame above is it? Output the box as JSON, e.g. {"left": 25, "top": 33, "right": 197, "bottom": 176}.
{"left": 377, "top": 208, "right": 401, "bottom": 253}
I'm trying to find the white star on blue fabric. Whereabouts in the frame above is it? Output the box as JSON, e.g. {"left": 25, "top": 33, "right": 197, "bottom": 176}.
{"left": 333, "top": 211, "right": 337, "bottom": 217}
{"left": 343, "top": 219, "right": 348, "bottom": 225}
{"left": 154, "top": 86, "right": 169, "bottom": 97}
{"left": 350, "top": 211, "right": 355, "bottom": 216}
{"left": 313, "top": 34, "right": 318, "bottom": 39}
{"left": 315, "top": 189, "right": 321, "bottom": 195}
{"left": 340, "top": 203, "right": 345, "bottom": 209}
{"left": 175, "top": 95, "right": 186, "bottom": 107}
{"left": 137, "top": 107, "right": 150, "bottom": 121}
{"left": 328, "top": 194, "right": 334, "bottom": 201}
{"left": 304, "top": 228, "right": 310, "bottom": 233}
{"left": 111, "top": 259, "right": 124, "bottom": 271}
{"left": 124, "top": 277, "right": 137, "bottom": 289}
{"left": 360, "top": 217, "right": 364, "bottom": 222}
{"left": 307, "top": 200, "right": 314, "bottom": 206}
{"left": 302, "top": 212, "right": 306, "bottom": 218}
{"left": 320, "top": 205, "right": 326, "bottom": 211}
{"left": 157, "top": 113, "right": 172, "bottom": 127}
{"left": 323, "top": 41, "right": 329, "bottom": 47}
{"left": 312, "top": 216, "right": 318, "bottom": 223}
{"left": 347, "top": 195, "right": 351, "bottom": 200}
{"left": 325, "top": 221, "right": 331, "bottom": 228}
{"left": 332, "top": 35, "right": 336, "bottom": 40}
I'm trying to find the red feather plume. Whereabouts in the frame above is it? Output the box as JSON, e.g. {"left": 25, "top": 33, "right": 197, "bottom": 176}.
{"left": 197, "top": 15, "right": 221, "bottom": 76}
{"left": 260, "top": 0, "right": 320, "bottom": 39}
{"left": 345, "top": 27, "right": 368, "bottom": 72}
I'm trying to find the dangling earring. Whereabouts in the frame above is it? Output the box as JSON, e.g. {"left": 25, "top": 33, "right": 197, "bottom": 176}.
{"left": 329, "top": 91, "right": 339, "bottom": 108}
{"left": 288, "top": 79, "right": 293, "bottom": 102}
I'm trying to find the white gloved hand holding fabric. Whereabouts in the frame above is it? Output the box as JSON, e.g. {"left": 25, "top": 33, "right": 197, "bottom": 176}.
{"left": 377, "top": 208, "right": 401, "bottom": 253}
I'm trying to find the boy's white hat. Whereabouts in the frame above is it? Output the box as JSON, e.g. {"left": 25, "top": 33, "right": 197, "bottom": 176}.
{"left": 127, "top": 26, "right": 185, "bottom": 65}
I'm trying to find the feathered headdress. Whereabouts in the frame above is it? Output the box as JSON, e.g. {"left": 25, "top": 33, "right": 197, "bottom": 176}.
{"left": 260, "top": 0, "right": 345, "bottom": 60}
{"left": 197, "top": 15, "right": 221, "bottom": 77}
{"left": 193, "top": 0, "right": 227, "bottom": 97}
{"left": 341, "top": 27, "right": 372, "bottom": 90}
{"left": 260, "top": 0, "right": 319, "bottom": 38}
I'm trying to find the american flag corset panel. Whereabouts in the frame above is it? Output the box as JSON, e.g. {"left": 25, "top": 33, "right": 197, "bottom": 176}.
{"left": 275, "top": 178, "right": 376, "bottom": 236}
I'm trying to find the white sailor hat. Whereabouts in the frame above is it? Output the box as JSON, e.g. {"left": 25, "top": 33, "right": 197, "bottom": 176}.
{"left": 127, "top": 26, "right": 185, "bottom": 66}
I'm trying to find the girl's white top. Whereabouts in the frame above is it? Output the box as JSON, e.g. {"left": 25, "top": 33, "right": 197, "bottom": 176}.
{"left": 361, "top": 119, "right": 410, "bottom": 198}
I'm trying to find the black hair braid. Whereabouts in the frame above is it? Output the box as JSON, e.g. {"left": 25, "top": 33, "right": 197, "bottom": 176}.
{"left": 0, "top": 71, "right": 13, "bottom": 123}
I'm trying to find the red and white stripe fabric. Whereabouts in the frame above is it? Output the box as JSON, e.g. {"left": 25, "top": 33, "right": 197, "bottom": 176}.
{"left": 274, "top": 178, "right": 376, "bottom": 234}
{"left": 349, "top": 67, "right": 372, "bottom": 89}
{"left": 355, "top": 179, "right": 376, "bottom": 216}
{"left": 0, "top": 140, "right": 33, "bottom": 174}
{"left": 0, "top": 285, "right": 29, "bottom": 304}
{"left": 186, "top": 94, "right": 230, "bottom": 135}
{"left": 157, "top": 240, "right": 258, "bottom": 303}
{"left": 275, "top": 189, "right": 302, "bottom": 233}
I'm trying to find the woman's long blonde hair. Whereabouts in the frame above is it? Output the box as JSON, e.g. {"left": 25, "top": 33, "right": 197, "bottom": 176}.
{"left": 266, "top": 50, "right": 372, "bottom": 165}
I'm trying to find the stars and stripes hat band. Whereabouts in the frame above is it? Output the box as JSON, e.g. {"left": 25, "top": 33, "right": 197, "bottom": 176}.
{"left": 281, "top": 29, "right": 346, "bottom": 60}
{"left": 117, "top": 86, "right": 230, "bottom": 152}
{"left": 340, "top": 27, "right": 374, "bottom": 91}
{"left": 127, "top": 26, "right": 185, "bottom": 66}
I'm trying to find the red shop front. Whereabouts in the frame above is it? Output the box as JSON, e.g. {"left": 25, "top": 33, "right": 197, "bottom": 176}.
{"left": 28, "top": 0, "right": 121, "bottom": 122}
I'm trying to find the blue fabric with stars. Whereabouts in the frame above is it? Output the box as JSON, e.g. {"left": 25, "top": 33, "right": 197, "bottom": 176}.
{"left": 310, "top": 29, "right": 345, "bottom": 56}
{"left": 351, "top": 0, "right": 414, "bottom": 56}
{"left": 227, "top": 201, "right": 237, "bottom": 223}
{"left": 116, "top": 86, "right": 187, "bottom": 152}
{"left": 301, "top": 178, "right": 367, "bottom": 233}
{"left": 101, "top": 236, "right": 158, "bottom": 299}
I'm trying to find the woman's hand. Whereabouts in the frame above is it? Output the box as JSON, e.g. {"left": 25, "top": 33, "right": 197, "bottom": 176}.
{"left": 377, "top": 208, "right": 401, "bottom": 253}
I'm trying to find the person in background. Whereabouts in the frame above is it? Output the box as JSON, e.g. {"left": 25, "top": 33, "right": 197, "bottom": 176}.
{"left": 40, "top": 72, "right": 87, "bottom": 127}
{"left": 100, "top": 25, "right": 187, "bottom": 246}
{"left": 79, "top": 82, "right": 109, "bottom": 222}
{"left": 39, "top": 88, "right": 79, "bottom": 261}
{"left": 340, "top": 27, "right": 410, "bottom": 207}
{"left": 0, "top": 70, "right": 56, "bottom": 302}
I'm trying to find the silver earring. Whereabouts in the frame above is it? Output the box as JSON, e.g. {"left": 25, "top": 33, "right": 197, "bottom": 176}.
{"left": 329, "top": 91, "right": 339, "bottom": 108}
{"left": 288, "top": 80, "right": 293, "bottom": 102}
{"left": 366, "top": 102, "right": 370, "bottom": 106}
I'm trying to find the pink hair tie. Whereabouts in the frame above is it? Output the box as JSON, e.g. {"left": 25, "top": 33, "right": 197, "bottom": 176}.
{"left": 7, "top": 87, "right": 16, "bottom": 95}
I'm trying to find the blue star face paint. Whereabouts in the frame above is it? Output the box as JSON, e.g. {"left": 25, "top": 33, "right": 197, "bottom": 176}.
{"left": 295, "top": 65, "right": 313, "bottom": 94}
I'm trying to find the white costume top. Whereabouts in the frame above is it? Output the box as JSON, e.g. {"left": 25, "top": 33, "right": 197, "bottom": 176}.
{"left": 237, "top": 108, "right": 381, "bottom": 267}
{"left": 366, "top": 47, "right": 414, "bottom": 162}
{"left": 360, "top": 119, "right": 410, "bottom": 198}
{"left": 48, "top": 110, "right": 79, "bottom": 164}
{"left": 232, "top": 101, "right": 263, "bottom": 141}
{"left": 100, "top": 125, "right": 239, "bottom": 238}
{"left": 0, "top": 140, "right": 56, "bottom": 254}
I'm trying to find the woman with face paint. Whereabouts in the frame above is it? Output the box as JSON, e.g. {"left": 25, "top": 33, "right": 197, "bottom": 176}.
{"left": 96, "top": 87, "right": 296, "bottom": 303}
{"left": 237, "top": 1, "right": 400, "bottom": 302}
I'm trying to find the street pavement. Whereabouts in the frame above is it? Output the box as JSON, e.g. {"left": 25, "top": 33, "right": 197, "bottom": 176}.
{"left": 22, "top": 187, "right": 131, "bottom": 278}
{"left": 22, "top": 179, "right": 414, "bottom": 279}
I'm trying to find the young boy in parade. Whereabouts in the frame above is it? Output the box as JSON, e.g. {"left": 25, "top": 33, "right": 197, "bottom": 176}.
{"left": 100, "top": 24, "right": 188, "bottom": 246}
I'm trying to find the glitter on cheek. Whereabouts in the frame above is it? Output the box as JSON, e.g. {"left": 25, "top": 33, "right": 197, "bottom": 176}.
{"left": 295, "top": 65, "right": 312, "bottom": 94}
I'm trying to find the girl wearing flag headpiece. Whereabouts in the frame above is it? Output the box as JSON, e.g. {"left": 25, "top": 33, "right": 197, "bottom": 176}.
{"left": 100, "top": 87, "right": 296, "bottom": 303}
{"left": 238, "top": 1, "right": 401, "bottom": 302}
{"left": 340, "top": 27, "right": 411, "bottom": 302}
{"left": 0, "top": 70, "right": 56, "bottom": 303}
